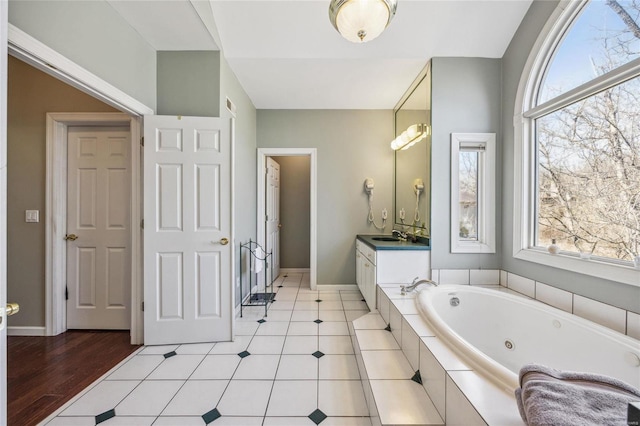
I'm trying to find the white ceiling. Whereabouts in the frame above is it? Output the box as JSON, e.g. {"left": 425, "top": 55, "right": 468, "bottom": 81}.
{"left": 107, "top": 0, "right": 533, "bottom": 110}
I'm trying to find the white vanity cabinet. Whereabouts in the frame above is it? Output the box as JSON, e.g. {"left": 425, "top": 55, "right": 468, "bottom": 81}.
{"left": 355, "top": 240, "right": 377, "bottom": 310}
{"left": 356, "top": 237, "right": 431, "bottom": 311}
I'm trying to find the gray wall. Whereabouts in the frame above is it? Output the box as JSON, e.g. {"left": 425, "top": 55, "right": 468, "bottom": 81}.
{"left": 430, "top": 57, "right": 502, "bottom": 270}
{"left": 9, "top": 0, "right": 157, "bottom": 109}
{"left": 157, "top": 51, "right": 220, "bottom": 117}
{"left": 7, "top": 57, "right": 118, "bottom": 327}
{"left": 272, "top": 156, "right": 310, "bottom": 269}
{"left": 219, "top": 57, "right": 257, "bottom": 304}
{"left": 500, "top": 0, "right": 640, "bottom": 312}
{"left": 257, "top": 110, "right": 394, "bottom": 285}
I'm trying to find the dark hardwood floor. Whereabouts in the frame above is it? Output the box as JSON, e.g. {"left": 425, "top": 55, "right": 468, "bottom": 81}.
{"left": 8, "top": 330, "right": 140, "bottom": 426}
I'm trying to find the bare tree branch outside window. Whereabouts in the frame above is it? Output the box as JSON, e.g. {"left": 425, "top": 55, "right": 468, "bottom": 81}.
{"left": 536, "top": 0, "right": 640, "bottom": 261}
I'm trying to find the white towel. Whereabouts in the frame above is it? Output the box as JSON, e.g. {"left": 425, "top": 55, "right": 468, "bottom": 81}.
{"left": 251, "top": 246, "right": 265, "bottom": 274}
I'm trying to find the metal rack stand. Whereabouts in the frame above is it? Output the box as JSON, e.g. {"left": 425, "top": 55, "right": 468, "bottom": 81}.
{"left": 239, "top": 239, "right": 274, "bottom": 318}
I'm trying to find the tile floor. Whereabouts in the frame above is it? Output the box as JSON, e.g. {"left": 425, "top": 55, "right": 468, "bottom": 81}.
{"left": 44, "top": 273, "right": 372, "bottom": 426}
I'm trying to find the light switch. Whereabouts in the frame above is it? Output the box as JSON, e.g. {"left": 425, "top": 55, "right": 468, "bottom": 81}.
{"left": 25, "top": 210, "right": 39, "bottom": 223}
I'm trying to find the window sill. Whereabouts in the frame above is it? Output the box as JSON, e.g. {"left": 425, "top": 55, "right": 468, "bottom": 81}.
{"left": 514, "top": 248, "right": 640, "bottom": 287}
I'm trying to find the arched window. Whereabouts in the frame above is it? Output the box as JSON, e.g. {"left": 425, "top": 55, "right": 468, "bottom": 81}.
{"left": 515, "top": 0, "right": 640, "bottom": 284}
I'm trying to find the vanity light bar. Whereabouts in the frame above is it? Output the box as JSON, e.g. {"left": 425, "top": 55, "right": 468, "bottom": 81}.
{"left": 391, "top": 123, "right": 429, "bottom": 151}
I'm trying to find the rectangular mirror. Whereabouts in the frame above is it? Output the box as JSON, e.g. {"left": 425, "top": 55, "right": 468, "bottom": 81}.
{"left": 393, "top": 63, "right": 431, "bottom": 235}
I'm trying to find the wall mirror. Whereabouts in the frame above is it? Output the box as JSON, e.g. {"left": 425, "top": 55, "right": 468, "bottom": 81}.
{"left": 393, "top": 63, "right": 431, "bottom": 235}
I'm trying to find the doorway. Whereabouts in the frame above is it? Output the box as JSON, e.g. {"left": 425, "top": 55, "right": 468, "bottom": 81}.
{"left": 3, "top": 24, "right": 151, "bottom": 425}
{"left": 65, "top": 125, "right": 132, "bottom": 330}
{"left": 257, "top": 148, "right": 317, "bottom": 290}
{"left": 45, "top": 113, "right": 141, "bottom": 340}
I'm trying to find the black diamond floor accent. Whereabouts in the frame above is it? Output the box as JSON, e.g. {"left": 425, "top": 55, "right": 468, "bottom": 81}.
{"left": 238, "top": 350, "right": 251, "bottom": 358}
{"left": 411, "top": 370, "right": 423, "bottom": 385}
{"left": 95, "top": 409, "right": 116, "bottom": 424}
{"left": 314, "top": 319, "right": 323, "bottom": 324}
{"left": 308, "top": 408, "right": 327, "bottom": 424}
{"left": 202, "top": 407, "right": 222, "bottom": 424}
{"left": 361, "top": 298, "right": 366, "bottom": 302}
{"left": 315, "top": 299, "right": 322, "bottom": 303}
{"left": 163, "top": 351, "right": 177, "bottom": 359}
{"left": 384, "top": 324, "right": 392, "bottom": 332}
{"left": 312, "top": 351, "right": 325, "bottom": 359}
{"left": 257, "top": 319, "right": 266, "bottom": 323}
{"left": 278, "top": 285, "right": 283, "bottom": 288}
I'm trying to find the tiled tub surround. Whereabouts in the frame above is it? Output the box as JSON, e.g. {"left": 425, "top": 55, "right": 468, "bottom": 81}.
{"left": 365, "top": 279, "right": 640, "bottom": 425}
{"left": 41, "top": 273, "right": 373, "bottom": 426}
{"left": 359, "top": 285, "right": 523, "bottom": 425}
{"left": 431, "top": 269, "right": 640, "bottom": 340}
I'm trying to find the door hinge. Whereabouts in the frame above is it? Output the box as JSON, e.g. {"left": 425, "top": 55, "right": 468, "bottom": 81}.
{"left": 140, "top": 136, "right": 144, "bottom": 147}
{"left": 65, "top": 285, "right": 69, "bottom": 301}
{"left": 266, "top": 214, "right": 269, "bottom": 221}
{"left": 141, "top": 301, "right": 144, "bottom": 312}
{"left": 141, "top": 219, "right": 144, "bottom": 229}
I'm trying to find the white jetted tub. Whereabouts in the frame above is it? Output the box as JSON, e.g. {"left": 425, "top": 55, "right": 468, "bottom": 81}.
{"left": 416, "top": 285, "right": 640, "bottom": 392}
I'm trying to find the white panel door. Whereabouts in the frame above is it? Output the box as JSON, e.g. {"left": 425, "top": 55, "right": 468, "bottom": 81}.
{"left": 144, "top": 116, "right": 231, "bottom": 345}
{"left": 66, "top": 127, "right": 131, "bottom": 329}
{"left": 265, "top": 157, "right": 280, "bottom": 283}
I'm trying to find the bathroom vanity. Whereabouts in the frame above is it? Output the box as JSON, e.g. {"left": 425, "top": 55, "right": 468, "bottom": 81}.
{"left": 355, "top": 235, "right": 430, "bottom": 310}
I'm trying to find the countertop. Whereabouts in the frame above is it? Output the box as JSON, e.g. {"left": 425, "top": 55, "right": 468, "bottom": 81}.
{"left": 357, "top": 234, "right": 431, "bottom": 251}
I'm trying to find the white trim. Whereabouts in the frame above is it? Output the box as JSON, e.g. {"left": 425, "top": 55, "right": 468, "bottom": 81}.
{"left": 450, "top": 133, "right": 496, "bottom": 254}
{"left": 7, "top": 326, "right": 46, "bottom": 336}
{"left": 45, "top": 113, "right": 143, "bottom": 344}
{"left": 279, "top": 268, "right": 311, "bottom": 275}
{"left": 512, "top": 0, "right": 640, "bottom": 287}
{"left": 230, "top": 117, "right": 236, "bottom": 340}
{"left": 1, "top": 2, "right": 7, "bottom": 423}
{"left": 525, "top": 57, "right": 640, "bottom": 119}
{"left": 7, "top": 24, "right": 153, "bottom": 116}
{"left": 316, "top": 284, "right": 359, "bottom": 291}
{"left": 514, "top": 249, "right": 640, "bottom": 285}
{"left": 257, "top": 148, "right": 317, "bottom": 290}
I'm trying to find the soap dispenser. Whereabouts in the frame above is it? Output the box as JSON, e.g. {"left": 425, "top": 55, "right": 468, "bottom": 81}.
{"left": 548, "top": 239, "right": 560, "bottom": 255}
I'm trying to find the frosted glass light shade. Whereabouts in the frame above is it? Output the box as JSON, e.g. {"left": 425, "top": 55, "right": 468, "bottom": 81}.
{"left": 391, "top": 124, "right": 428, "bottom": 151}
{"left": 329, "top": 0, "right": 397, "bottom": 43}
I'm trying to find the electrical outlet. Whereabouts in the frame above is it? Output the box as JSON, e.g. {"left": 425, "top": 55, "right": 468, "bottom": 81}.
{"left": 399, "top": 208, "right": 406, "bottom": 220}
{"left": 381, "top": 208, "right": 388, "bottom": 220}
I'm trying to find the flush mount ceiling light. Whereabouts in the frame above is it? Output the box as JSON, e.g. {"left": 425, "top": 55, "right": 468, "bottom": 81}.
{"left": 329, "top": 0, "right": 398, "bottom": 43}
{"left": 391, "top": 124, "right": 429, "bottom": 151}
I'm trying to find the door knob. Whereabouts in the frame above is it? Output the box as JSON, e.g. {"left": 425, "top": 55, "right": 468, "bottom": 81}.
{"left": 6, "top": 303, "right": 19, "bottom": 316}
{"left": 278, "top": 223, "right": 282, "bottom": 228}
{"left": 220, "top": 238, "right": 229, "bottom": 245}
{"left": 64, "top": 234, "right": 78, "bottom": 241}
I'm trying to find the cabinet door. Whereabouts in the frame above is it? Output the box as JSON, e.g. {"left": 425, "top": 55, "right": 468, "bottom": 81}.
{"left": 363, "top": 258, "right": 375, "bottom": 310}
{"left": 355, "top": 250, "right": 363, "bottom": 294}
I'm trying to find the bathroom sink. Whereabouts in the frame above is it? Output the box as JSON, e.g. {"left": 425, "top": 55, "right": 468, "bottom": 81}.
{"left": 372, "top": 237, "right": 400, "bottom": 242}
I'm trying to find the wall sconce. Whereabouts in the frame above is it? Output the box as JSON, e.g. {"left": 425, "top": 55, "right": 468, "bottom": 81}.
{"left": 329, "top": 0, "right": 398, "bottom": 43}
{"left": 391, "top": 123, "right": 428, "bottom": 151}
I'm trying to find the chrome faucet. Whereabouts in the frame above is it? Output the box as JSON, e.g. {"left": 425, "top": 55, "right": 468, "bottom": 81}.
{"left": 392, "top": 229, "right": 407, "bottom": 240}
{"left": 400, "top": 276, "right": 438, "bottom": 295}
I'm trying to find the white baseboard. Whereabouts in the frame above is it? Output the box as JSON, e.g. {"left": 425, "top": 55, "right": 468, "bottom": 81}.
{"left": 280, "top": 268, "right": 310, "bottom": 274}
{"left": 8, "top": 326, "right": 46, "bottom": 336}
{"left": 316, "top": 284, "right": 359, "bottom": 291}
